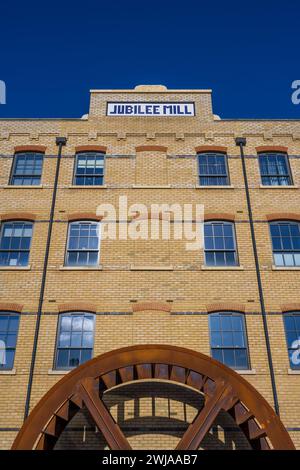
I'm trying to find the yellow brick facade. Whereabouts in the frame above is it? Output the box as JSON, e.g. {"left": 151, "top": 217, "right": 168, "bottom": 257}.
{"left": 0, "top": 85, "right": 300, "bottom": 449}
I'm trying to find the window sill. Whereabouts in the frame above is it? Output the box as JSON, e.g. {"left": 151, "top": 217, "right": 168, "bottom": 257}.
{"left": 48, "top": 369, "right": 69, "bottom": 375}
{"left": 235, "top": 369, "right": 256, "bottom": 375}
{"left": 132, "top": 185, "right": 171, "bottom": 189}
{"left": 59, "top": 265, "right": 103, "bottom": 271}
{"left": 288, "top": 369, "right": 300, "bottom": 375}
{"left": 272, "top": 265, "right": 300, "bottom": 271}
{"left": 201, "top": 265, "right": 244, "bottom": 271}
{"left": 195, "top": 185, "right": 234, "bottom": 189}
{"left": 259, "top": 185, "right": 298, "bottom": 189}
{"left": 130, "top": 265, "right": 174, "bottom": 271}
{"left": 0, "top": 368, "right": 16, "bottom": 375}
{"left": 2, "top": 185, "right": 43, "bottom": 189}
{"left": 0, "top": 265, "right": 31, "bottom": 271}
{"left": 68, "top": 185, "right": 107, "bottom": 189}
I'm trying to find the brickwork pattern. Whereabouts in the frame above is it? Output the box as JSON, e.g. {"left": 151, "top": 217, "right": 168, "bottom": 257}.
{"left": 0, "top": 87, "right": 300, "bottom": 449}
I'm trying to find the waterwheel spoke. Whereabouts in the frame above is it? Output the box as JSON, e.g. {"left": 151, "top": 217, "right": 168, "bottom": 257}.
{"left": 76, "top": 377, "right": 132, "bottom": 450}
{"left": 176, "top": 381, "right": 234, "bottom": 450}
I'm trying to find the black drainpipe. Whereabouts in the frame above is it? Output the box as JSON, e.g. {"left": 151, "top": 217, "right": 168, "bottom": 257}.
{"left": 235, "top": 137, "right": 280, "bottom": 416}
{"left": 23, "top": 136, "right": 67, "bottom": 421}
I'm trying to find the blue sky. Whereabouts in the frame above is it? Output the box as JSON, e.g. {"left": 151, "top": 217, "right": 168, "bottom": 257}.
{"left": 0, "top": 0, "right": 299, "bottom": 119}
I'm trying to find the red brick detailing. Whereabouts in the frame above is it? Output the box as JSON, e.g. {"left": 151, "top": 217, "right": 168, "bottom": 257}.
{"left": 281, "top": 303, "right": 300, "bottom": 313}
{"left": 204, "top": 213, "right": 235, "bottom": 221}
{"left": 75, "top": 145, "right": 107, "bottom": 153}
{"left": 206, "top": 303, "right": 245, "bottom": 313}
{"left": 256, "top": 146, "right": 288, "bottom": 154}
{"left": 195, "top": 145, "right": 227, "bottom": 153}
{"left": 14, "top": 145, "right": 46, "bottom": 153}
{"left": 67, "top": 212, "right": 103, "bottom": 221}
{"left": 0, "top": 302, "right": 23, "bottom": 313}
{"left": 266, "top": 213, "right": 300, "bottom": 222}
{"left": 0, "top": 212, "right": 36, "bottom": 221}
{"left": 58, "top": 302, "right": 97, "bottom": 313}
{"left": 135, "top": 145, "right": 168, "bottom": 153}
{"left": 132, "top": 302, "right": 172, "bottom": 313}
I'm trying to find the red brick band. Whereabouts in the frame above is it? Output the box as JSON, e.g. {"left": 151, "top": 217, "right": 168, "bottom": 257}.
{"left": 0, "top": 302, "right": 23, "bottom": 313}
{"left": 281, "top": 303, "right": 300, "bottom": 313}
{"left": 256, "top": 146, "right": 288, "bottom": 154}
{"left": 14, "top": 146, "right": 46, "bottom": 153}
{"left": 266, "top": 213, "right": 300, "bottom": 222}
{"left": 206, "top": 303, "right": 245, "bottom": 313}
{"left": 58, "top": 303, "right": 97, "bottom": 313}
{"left": 0, "top": 212, "right": 36, "bottom": 221}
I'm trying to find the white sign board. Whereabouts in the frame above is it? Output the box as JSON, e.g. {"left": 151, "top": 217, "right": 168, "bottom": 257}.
{"left": 107, "top": 102, "right": 195, "bottom": 117}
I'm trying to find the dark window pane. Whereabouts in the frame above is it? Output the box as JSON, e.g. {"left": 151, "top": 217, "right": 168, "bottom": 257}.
{"left": 235, "top": 349, "right": 248, "bottom": 369}
{"left": 205, "top": 237, "right": 214, "bottom": 250}
{"left": 0, "top": 316, "right": 9, "bottom": 331}
{"left": 223, "top": 349, "right": 235, "bottom": 368}
{"left": 223, "top": 331, "right": 234, "bottom": 347}
{"left": 211, "top": 332, "right": 222, "bottom": 347}
{"left": 69, "top": 349, "right": 80, "bottom": 368}
{"left": 2, "top": 349, "right": 15, "bottom": 369}
{"left": 81, "top": 349, "right": 92, "bottom": 364}
{"left": 215, "top": 252, "right": 225, "bottom": 266}
{"left": 211, "top": 349, "right": 223, "bottom": 363}
{"left": 225, "top": 252, "right": 236, "bottom": 266}
{"left": 284, "top": 315, "right": 295, "bottom": 330}
{"left": 56, "top": 349, "right": 69, "bottom": 368}
{"left": 210, "top": 316, "right": 220, "bottom": 331}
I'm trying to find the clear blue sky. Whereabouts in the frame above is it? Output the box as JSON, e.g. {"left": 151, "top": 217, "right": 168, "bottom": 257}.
{"left": 0, "top": 0, "right": 299, "bottom": 119}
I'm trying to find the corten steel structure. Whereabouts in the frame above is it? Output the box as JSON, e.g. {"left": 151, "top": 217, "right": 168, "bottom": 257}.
{"left": 1, "top": 84, "right": 300, "bottom": 450}
{"left": 12, "top": 346, "right": 294, "bottom": 450}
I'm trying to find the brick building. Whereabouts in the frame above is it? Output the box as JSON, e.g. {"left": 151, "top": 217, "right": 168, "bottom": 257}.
{"left": 0, "top": 85, "right": 300, "bottom": 450}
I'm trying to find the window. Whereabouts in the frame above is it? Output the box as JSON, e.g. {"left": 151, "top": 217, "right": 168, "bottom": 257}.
{"left": 0, "top": 313, "right": 20, "bottom": 370}
{"left": 283, "top": 313, "right": 300, "bottom": 370}
{"left": 0, "top": 221, "right": 33, "bottom": 266}
{"left": 65, "top": 221, "right": 101, "bottom": 266}
{"left": 73, "top": 152, "right": 105, "bottom": 186}
{"left": 270, "top": 221, "right": 300, "bottom": 267}
{"left": 10, "top": 152, "right": 44, "bottom": 185}
{"left": 204, "top": 221, "right": 238, "bottom": 266}
{"left": 198, "top": 152, "right": 229, "bottom": 186}
{"left": 258, "top": 153, "right": 292, "bottom": 186}
{"left": 209, "top": 312, "right": 250, "bottom": 370}
{"left": 55, "top": 312, "right": 95, "bottom": 369}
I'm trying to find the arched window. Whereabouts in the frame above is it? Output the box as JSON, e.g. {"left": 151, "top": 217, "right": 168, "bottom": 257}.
{"left": 10, "top": 152, "right": 44, "bottom": 186}
{"left": 270, "top": 221, "right": 300, "bottom": 266}
{"left": 73, "top": 152, "right": 105, "bottom": 186}
{"left": 209, "top": 312, "right": 250, "bottom": 370}
{"left": 283, "top": 312, "right": 300, "bottom": 370}
{"left": 197, "top": 152, "right": 230, "bottom": 186}
{"left": 0, "top": 312, "right": 20, "bottom": 370}
{"left": 65, "top": 221, "right": 101, "bottom": 266}
{"left": 0, "top": 221, "right": 33, "bottom": 266}
{"left": 55, "top": 312, "right": 95, "bottom": 370}
{"left": 258, "top": 152, "right": 292, "bottom": 186}
{"left": 204, "top": 221, "right": 238, "bottom": 266}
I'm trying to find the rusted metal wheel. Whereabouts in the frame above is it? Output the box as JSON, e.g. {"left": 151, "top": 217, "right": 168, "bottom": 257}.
{"left": 12, "top": 345, "right": 295, "bottom": 450}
